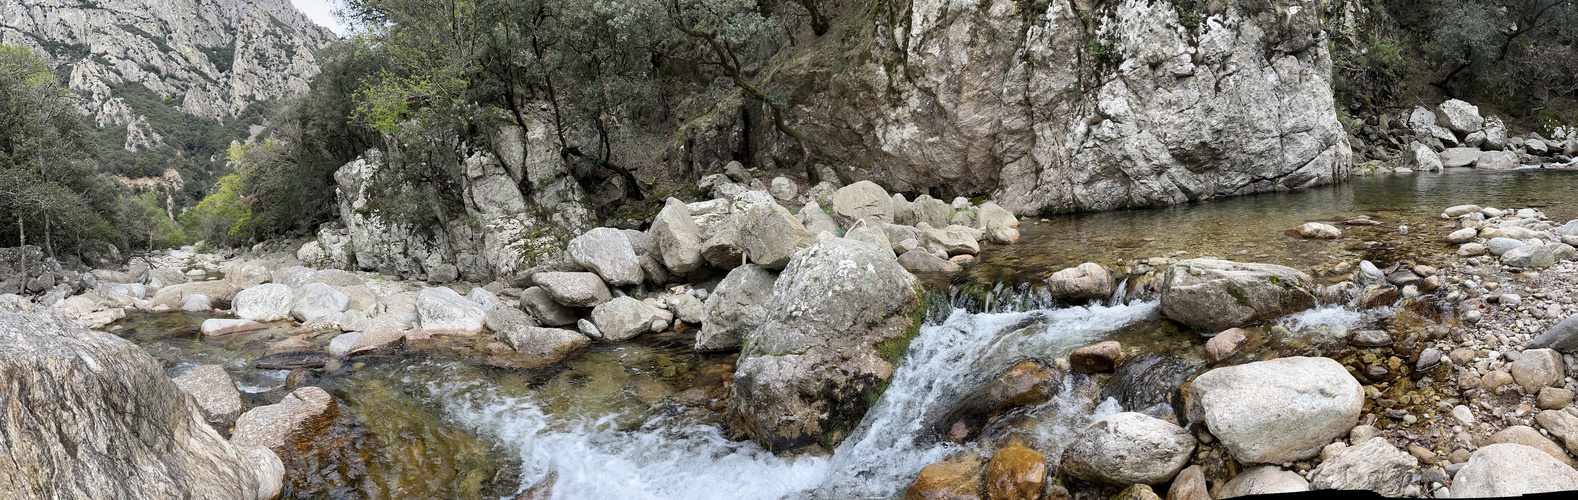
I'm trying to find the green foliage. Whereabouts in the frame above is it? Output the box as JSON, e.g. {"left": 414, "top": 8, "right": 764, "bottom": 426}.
{"left": 179, "top": 173, "right": 254, "bottom": 246}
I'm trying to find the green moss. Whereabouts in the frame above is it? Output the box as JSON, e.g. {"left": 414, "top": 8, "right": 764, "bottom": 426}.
{"left": 1224, "top": 285, "right": 1250, "bottom": 307}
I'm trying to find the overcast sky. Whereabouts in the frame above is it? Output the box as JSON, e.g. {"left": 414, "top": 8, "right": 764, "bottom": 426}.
{"left": 291, "top": 0, "right": 346, "bottom": 36}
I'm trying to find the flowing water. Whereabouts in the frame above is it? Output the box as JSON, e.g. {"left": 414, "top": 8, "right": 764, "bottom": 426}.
{"left": 108, "top": 169, "right": 1578, "bottom": 499}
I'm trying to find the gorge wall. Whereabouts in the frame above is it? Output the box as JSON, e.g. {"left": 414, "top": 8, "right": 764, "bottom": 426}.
{"left": 693, "top": 0, "right": 1351, "bottom": 214}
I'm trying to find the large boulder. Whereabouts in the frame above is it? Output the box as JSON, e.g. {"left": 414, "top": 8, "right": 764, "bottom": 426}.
{"left": 730, "top": 238, "right": 919, "bottom": 453}
{"left": 1219, "top": 466, "right": 1308, "bottom": 498}
{"left": 1440, "top": 147, "right": 1482, "bottom": 168}
{"left": 534, "top": 272, "right": 612, "bottom": 307}
{"left": 1403, "top": 142, "right": 1443, "bottom": 172}
{"left": 1475, "top": 150, "right": 1519, "bottom": 170}
{"left": 1529, "top": 315, "right": 1578, "bottom": 353}
{"left": 590, "top": 296, "right": 662, "bottom": 341}
{"left": 486, "top": 307, "right": 589, "bottom": 362}
{"left": 151, "top": 281, "right": 240, "bottom": 309}
{"left": 173, "top": 365, "right": 246, "bottom": 432}
{"left": 1060, "top": 412, "right": 1195, "bottom": 485}
{"left": 290, "top": 283, "right": 349, "bottom": 324}
{"left": 696, "top": 264, "right": 776, "bottom": 351}
{"left": 830, "top": 180, "right": 893, "bottom": 227}
{"left": 1046, "top": 263, "right": 1113, "bottom": 302}
{"left": 974, "top": 201, "right": 1021, "bottom": 244}
{"left": 234, "top": 283, "right": 295, "bottom": 322}
{"left": 230, "top": 385, "right": 358, "bottom": 497}
{"left": 226, "top": 260, "right": 274, "bottom": 289}
{"left": 521, "top": 287, "right": 579, "bottom": 326}
{"left": 415, "top": 287, "right": 486, "bottom": 336}
{"left": 1189, "top": 356, "right": 1363, "bottom": 464}
{"left": 651, "top": 198, "right": 706, "bottom": 274}
{"left": 1307, "top": 437, "right": 1416, "bottom": 495}
{"left": 1160, "top": 259, "right": 1316, "bottom": 330}
{"left": 935, "top": 360, "right": 1062, "bottom": 443}
{"left": 567, "top": 227, "right": 643, "bottom": 286}
{"left": 1434, "top": 99, "right": 1484, "bottom": 133}
{"left": 737, "top": 202, "right": 813, "bottom": 270}
{"left": 1451, "top": 443, "right": 1578, "bottom": 497}
{"left": 0, "top": 297, "right": 272, "bottom": 499}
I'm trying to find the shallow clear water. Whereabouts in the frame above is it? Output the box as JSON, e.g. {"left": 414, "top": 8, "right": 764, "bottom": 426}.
{"left": 108, "top": 168, "right": 1578, "bottom": 499}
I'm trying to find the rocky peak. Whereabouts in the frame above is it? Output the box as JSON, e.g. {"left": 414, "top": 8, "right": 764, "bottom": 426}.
{"left": 1, "top": 0, "right": 334, "bottom": 148}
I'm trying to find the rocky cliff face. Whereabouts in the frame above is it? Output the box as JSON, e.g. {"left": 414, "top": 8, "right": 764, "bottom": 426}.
{"left": 0, "top": 0, "right": 333, "bottom": 148}
{"left": 705, "top": 0, "right": 1351, "bottom": 214}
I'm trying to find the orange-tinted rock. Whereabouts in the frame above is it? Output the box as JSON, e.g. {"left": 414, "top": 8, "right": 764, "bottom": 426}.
{"left": 937, "top": 360, "right": 1063, "bottom": 442}
{"left": 1070, "top": 341, "right": 1123, "bottom": 373}
{"left": 1166, "top": 465, "right": 1210, "bottom": 500}
{"left": 906, "top": 460, "right": 985, "bottom": 500}
{"left": 1205, "top": 329, "right": 1246, "bottom": 363}
{"left": 1114, "top": 484, "right": 1162, "bottom": 500}
{"left": 985, "top": 443, "right": 1046, "bottom": 500}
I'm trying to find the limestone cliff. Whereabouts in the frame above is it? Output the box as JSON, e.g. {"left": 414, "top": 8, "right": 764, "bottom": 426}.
{"left": 0, "top": 0, "right": 334, "bottom": 149}
{"left": 691, "top": 0, "right": 1351, "bottom": 214}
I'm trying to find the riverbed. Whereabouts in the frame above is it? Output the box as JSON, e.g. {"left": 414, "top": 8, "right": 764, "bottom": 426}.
{"left": 108, "top": 168, "right": 1578, "bottom": 499}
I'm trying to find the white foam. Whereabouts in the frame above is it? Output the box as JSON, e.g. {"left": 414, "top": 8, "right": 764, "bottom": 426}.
{"left": 1278, "top": 305, "right": 1374, "bottom": 340}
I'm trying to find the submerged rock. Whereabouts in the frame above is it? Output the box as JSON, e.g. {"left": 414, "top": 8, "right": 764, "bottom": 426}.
{"left": 935, "top": 360, "right": 1062, "bottom": 443}
{"left": 730, "top": 238, "right": 918, "bottom": 454}
{"left": 905, "top": 459, "right": 983, "bottom": 500}
{"left": 985, "top": 443, "right": 1045, "bottom": 500}
{"left": 1159, "top": 259, "right": 1316, "bottom": 331}
{"left": 1189, "top": 356, "right": 1362, "bottom": 464}
{"left": 1060, "top": 412, "right": 1195, "bottom": 485}
{"left": 0, "top": 297, "right": 271, "bottom": 499}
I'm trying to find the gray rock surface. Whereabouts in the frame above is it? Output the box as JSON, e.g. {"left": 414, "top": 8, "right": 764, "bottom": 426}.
{"left": 651, "top": 198, "right": 706, "bottom": 274}
{"left": 696, "top": 264, "right": 777, "bottom": 351}
{"left": 590, "top": 296, "right": 662, "bottom": 341}
{"left": 1530, "top": 315, "right": 1578, "bottom": 353}
{"left": 1403, "top": 142, "right": 1442, "bottom": 172}
{"left": 1475, "top": 150, "right": 1519, "bottom": 170}
{"left": 730, "top": 238, "right": 918, "bottom": 453}
{"left": 1219, "top": 466, "right": 1309, "bottom": 498}
{"left": 737, "top": 202, "right": 814, "bottom": 270}
{"left": 897, "top": 250, "right": 960, "bottom": 272}
{"left": 1434, "top": 99, "right": 1484, "bottom": 133}
{"left": 1440, "top": 147, "right": 1482, "bottom": 168}
{"left": 567, "top": 227, "right": 644, "bottom": 286}
{"left": 0, "top": 297, "right": 268, "bottom": 499}
{"left": 534, "top": 272, "right": 612, "bottom": 307}
{"left": 521, "top": 287, "right": 579, "bottom": 326}
{"left": 1160, "top": 259, "right": 1317, "bottom": 330}
{"left": 1451, "top": 443, "right": 1578, "bottom": 497}
{"left": 1047, "top": 263, "right": 1113, "bottom": 302}
{"left": 290, "top": 283, "right": 349, "bottom": 323}
{"left": 1307, "top": 437, "right": 1416, "bottom": 495}
{"left": 234, "top": 283, "right": 295, "bottom": 322}
{"left": 151, "top": 281, "right": 239, "bottom": 310}
{"left": 487, "top": 307, "right": 589, "bottom": 361}
{"left": 1060, "top": 412, "right": 1195, "bottom": 485}
{"left": 830, "top": 180, "right": 893, "bottom": 227}
{"left": 415, "top": 287, "right": 486, "bottom": 336}
{"left": 201, "top": 318, "right": 267, "bottom": 336}
{"left": 173, "top": 365, "right": 246, "bottom": 432}
{"left": 1190, "top": 356, "right": 1363, "bottom": 464}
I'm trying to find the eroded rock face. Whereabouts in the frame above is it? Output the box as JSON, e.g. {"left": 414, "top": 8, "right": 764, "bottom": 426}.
{"left": 1160, "top": 259, "right": 1316, "bottom": 331}
{"left": 730, "top": 238, "right": 919, "bottom": 453}
{"left": 0, "top": 297, "right": 269, "bottom": 499}
{"left": 1189, "top": 356, "right": 1363, "bottom": 464}
{"left": 726, "top": 0, "right": 1349, "bottom": 215}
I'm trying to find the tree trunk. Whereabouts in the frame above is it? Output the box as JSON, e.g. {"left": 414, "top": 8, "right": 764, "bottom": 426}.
{"left": 44, "top": 213, "right": 53, "bottom": 260}
{"left": 17, "top": 213, "right": 24, "bottom": 248}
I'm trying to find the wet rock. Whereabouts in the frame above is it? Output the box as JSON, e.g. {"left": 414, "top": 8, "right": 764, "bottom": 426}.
{"left": 975, "top": 202, "right": 1020, "bottom": 244}
{"left": 731, "top": 238, "right": 918, "bottom": 453}
{"left": 905, "top": 460, "right": 984, "bottom": 500}
{"left": 1189, "top": 357, "right": 1363, "bottom": 464}
{"left": 1350, "top": 329, "right": 1392, "bottom": 347}
{"left": 1219, "top": 466, "right": 1308, "bottom": 498}
{"left": 1511, "top": 348, "right": 1565, "bottom": 393}
{"left": 1416, "top": 348, "right": 1442, "bottom": 371}
{"left": 0, "top": 298, "right": 268, "bottom": 498}
{"left": 1159, "top": 259, "right": 1316, "bottom": 331}
{"left": 234, "top": 283, "right": 295, "bottom": 322}
{"left": 521, "top": 287, "right": 579, "bottom": 327}
{"left": 831, "top": 180, "right": 893, "bottom": 227}
{"left": 899, "top": 250, "right": 961, "bottom": 273}
{"left": 1457, "top": 242, "right": 1487, "bottom": 257}
{"left": 152, "top": 280, "right": 240, "bottom": 310}
{"left": 291, "top": 283, "right": 349, "bottom": 324}
{"left": 1206, "top": 328, "right": 1247, "bottom": 363}
{"left": 1446, "top": 227, "right": 1478, "bottom": 244}
{"left": 173, "top": 365, "right": 246, "bottom": 432}
{"left": 738, "top": 202, "right": 814, "bottom": 270}
{"left": 1070, "top": 341, "right": 1123, "bottom": 374}
{"left": 651, "top": 198, "right": 706, "bottom": 274}
{"left": 1419, "top": 275, "right": 1442, "bottom": 292}
{"left": 1357, "top": 285, "right": 1400, "bottom": 309}
{"left": 490, "top": 306, "right": 589, "bottom": 361}
{"left": 1308, "top": 437, "right": 1416, "bottom": 495}
{"left": 985, "top": 443, "right": 1045, "bottom": 500}
{"left": 415, "top": 287, "right": 486, "bottom": 336}
{"left": 1385, "top": 270, "right": 1420, "bottom": 287}
{"left": 591, "top": 296, "right": 662, "bottom": 341}
{"left": 1451, "top": 444, "right": 1578, "bottom": 497}
{"left": 1489, "top": 426, "right": 1576, "bottom": 467}
{"left": 936, "top": 360, "right": 1061, "bottom": 443}
{"left": 697, "top": 264, "right": 775, "bottom": 351}
{"left": 1168, "top": 465, "right": 1209, "bottom": 500}
{"left": 1113, "top": 484, "right": 1161, "bottom": 500}
{"left": 201, "top": 318, "right": 267, "bottom": 336}
{"left": 1061, "top": 412, "right": 1195, "bottom": 485}
{"left": 1290, "top": 222, "right": 1342, "bottom": 239}
{"left": 1046, "top": 263, "right": 1113, "bottom": 302}
{"left": 568, "top": 227, "right": 644, "bottom": 286}
{"left": 534, "top": 272, "right": 612, "bottom": 307}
